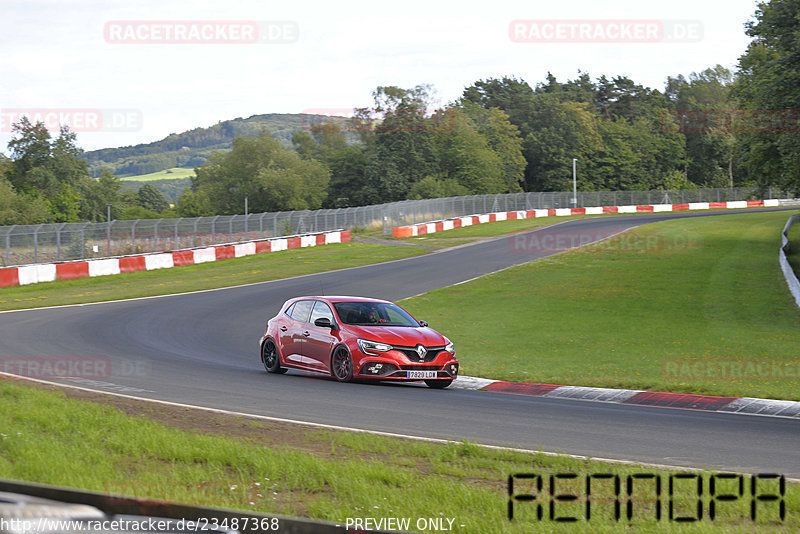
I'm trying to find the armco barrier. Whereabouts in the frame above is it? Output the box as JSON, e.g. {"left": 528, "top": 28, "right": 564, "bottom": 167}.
{"left": 391, "top": 199, "right": 782, "bottom": 238}
{"left": 779, "top": 214, "right": 800, "bottom": 308}
{"left": 0, "top": 230, "right": 350, "bottom": 289}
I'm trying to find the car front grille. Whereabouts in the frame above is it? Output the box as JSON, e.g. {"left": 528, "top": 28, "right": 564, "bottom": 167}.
{"left": 392, "top": 345, "right": 446, "bottom": 363}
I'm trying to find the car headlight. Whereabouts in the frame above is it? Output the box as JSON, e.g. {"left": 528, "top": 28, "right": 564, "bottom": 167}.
{"left": 445, "top": 341, "right": 455, "bottom": 353}
{"left": 358, "top": 339, "right": 392, "bottom": 355}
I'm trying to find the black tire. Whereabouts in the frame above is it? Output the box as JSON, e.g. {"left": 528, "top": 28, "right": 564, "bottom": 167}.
{"left": 331, "top": 346, "right": 353, "bottom": 382}
{"left": 425, "top": 379, "right": 453, "bottom": 389}
{"left": 262, "top": 338, "right": 287, "bottom": 374}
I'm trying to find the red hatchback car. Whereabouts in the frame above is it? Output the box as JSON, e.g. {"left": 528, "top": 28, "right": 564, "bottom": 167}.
{"left": 259, "top": 296, "right": 459, "bottom": 388}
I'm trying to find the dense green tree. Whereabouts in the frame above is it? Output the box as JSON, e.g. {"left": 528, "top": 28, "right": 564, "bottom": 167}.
{"left": 48, "top": 184, "right": 82, "bottom": 222}
{"left": 462, "top": 73, "right": 691, "bottom": 192}
{"left": 523, "top": 96, "right": 603, "bottom": 191}
{"left": 460, "top": 77, "right": 535, "bottom": 133}
{"left": 291, "top": 130, "right": 318, "bottom": 161}
{"left": 4, "top": 118, "right": 95, "bottom": 221}
{"left": 137, "top": 183, "right": 170, "bottom": 212}
{"left": 6, "top": 118, "right": 53, "bottom": 192}
{"left": 324, "top": 146, "right": 370, "bottom": 207}
{"left": 666, "top": 66, "right": 739, "bottom": 187}
{"left": 734, "top": 0, "right": 800, "bottom": 193}
{"left": 121, "top": 205, "right": 163, "bottom": 220}
{"left": 0, "top": 155, "right": 12, "bottom": 185}
{"left": 0, "top": 176, "right": 53, "bottom": 225}
{"left": 78, "top": 169, "right": 124, "bottom": 221}
{"left": 318, "top": 85, "right": 527, "bottom": 204}
{"left": 430, "top": 108, "right": 508, "bottom": 194}
{"left": 184, "top": 132, "right": 329, "bottom": 214}
{"left": 460, "top": 105, "right": 526, "bottom": 191}
{"left": 363, "top": 85, "right": 439, "bottom": 200}
{"left": 407, "top": 176, "right": 469, "bottom": 199}
{"left": 292, "top": 121, "right": 348, "bottom": 162}
{"left": 175, "top": 189, "right": 214, "bottom": 217}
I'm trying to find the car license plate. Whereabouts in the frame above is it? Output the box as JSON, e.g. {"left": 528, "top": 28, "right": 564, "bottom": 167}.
{"left": 408, "top": 370, "right": 438, "bottom": 379}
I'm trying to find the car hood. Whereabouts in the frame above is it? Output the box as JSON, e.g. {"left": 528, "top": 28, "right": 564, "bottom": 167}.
{"left": 347, "top": 325, "right": 448, "bottom": 347}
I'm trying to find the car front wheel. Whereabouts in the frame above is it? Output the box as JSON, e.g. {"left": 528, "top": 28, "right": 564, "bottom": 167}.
{"left": 262, "top": 339, "right": 287, "bottom": 374}
{"left": 331, "top": 346, "right": 353, "bottom": 382}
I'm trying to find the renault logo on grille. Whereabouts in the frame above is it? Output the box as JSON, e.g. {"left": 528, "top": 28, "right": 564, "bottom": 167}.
{"left": 415, "top": 344, "right": 427, "bottom": 361}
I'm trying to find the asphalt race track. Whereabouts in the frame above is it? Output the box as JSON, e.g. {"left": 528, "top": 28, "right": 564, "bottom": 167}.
{"left": 2, "top": 208, "right": 799, "bottom": 477}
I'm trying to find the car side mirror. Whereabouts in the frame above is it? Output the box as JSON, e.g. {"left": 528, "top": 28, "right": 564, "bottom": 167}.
{"left": 418, "top": 320, "right": 428, "bottom": 327}
{"left": 314, "top": 317, "right": 336, "bottom": 329}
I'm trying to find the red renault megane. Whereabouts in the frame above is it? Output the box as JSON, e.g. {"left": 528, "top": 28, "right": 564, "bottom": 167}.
{"left": 259, "top": 296, "right": 459, "bottom": 388}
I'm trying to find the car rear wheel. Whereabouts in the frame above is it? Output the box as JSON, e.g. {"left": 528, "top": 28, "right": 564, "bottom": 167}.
{"left": 331, "top": 346, "right": 353, "bottom": 382}
{"left": 425, "top": 379, "right": 453, "bottom": 389}
{"left": 262, "top": 339, "right": 287, "bottom": 374}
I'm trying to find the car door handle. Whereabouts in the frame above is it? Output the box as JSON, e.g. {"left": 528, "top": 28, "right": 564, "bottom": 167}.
{"left": 280, "top": 326, "right": 288, "bottom": 332}
{"left": 303, "top": 331, "right": 310, "bottom": 336}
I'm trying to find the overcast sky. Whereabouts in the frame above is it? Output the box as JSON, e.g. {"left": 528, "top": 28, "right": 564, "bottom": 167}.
{"left": 0, "top": 0, "right": 760, "bottom": 154}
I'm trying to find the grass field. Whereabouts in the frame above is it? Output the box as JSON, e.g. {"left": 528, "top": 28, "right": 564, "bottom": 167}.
{"left": 0, "top": 243, "right": 425, "bottom": 311}
{"left": 402, "top": 210, "right": 800, "bottom": 400}
{"left": 121, "top": 167, "right": 196, "bottom": 181}
{"left": 0, "top": 378, "right": 795, "bottom": 534}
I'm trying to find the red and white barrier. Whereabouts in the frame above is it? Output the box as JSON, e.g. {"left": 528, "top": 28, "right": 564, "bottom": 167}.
{"left": 450, "top": 375, "right": 800, "bottom": 418}
{"left": 0, "top": 230, "right": 351, "bottom": 289}
{"left": 391, "top": 200, "right": 781, "bottom": 238}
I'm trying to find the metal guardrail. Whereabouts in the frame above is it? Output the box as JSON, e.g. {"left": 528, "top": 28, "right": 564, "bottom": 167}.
{"left": 779, "top": 214, "right": 800, "bottom": 308}
{"left": 0, "top": 186, "right": 785, "bottom": 267}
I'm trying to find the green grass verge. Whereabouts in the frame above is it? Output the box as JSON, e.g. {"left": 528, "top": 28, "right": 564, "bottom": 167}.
{"left": 0, "top": 243, "right": 425, "bottom": 311}
{"left": 1, "top": 379, "right": 796, "bottom": 533}
{"left": 402, "top": 210, "right": 800, "bottom": 400}
{"left": 0, "top": 215, "right": 596, "bottom": 311}
{"left": 121, "top": 167, "right": 196, "bottom": 181}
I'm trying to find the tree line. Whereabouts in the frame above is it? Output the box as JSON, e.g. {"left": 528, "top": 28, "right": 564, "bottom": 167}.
{"left": 0, "top": 118, "right": 172, "bottom": 224}
{"left": 1, "top": 0, "right": 797, "bottom": 223}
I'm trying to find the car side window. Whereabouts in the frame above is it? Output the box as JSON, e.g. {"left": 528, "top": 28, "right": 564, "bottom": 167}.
{"left": 289, "top": 300, "right": 314, "bottom": 323}
{"left": 284, "top": 303, "right": 295, "bottom": 317}
{"left": 310, "top": 301, "right": 335, "bottom": 324}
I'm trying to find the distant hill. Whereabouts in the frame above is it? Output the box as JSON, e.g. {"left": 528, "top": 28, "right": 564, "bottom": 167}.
{"left": 84, "top": 113, "right": 347, "bottom": 178}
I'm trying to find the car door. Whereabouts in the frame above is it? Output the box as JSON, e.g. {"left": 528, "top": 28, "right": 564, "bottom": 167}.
{"left": 281, "top": 300, "right": 314, "bottom": 368}
{"left": 303, "top": 300, "right": 339, "bottom": 372}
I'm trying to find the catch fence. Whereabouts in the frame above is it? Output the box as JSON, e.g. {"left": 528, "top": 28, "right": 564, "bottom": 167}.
{"left": 0, "top": 186, "right": 786, "bottom": 267}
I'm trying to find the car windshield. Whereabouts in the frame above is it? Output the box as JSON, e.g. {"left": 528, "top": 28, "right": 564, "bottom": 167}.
{"left": 333, "top": 301, "right": 419, "bottom": 327}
